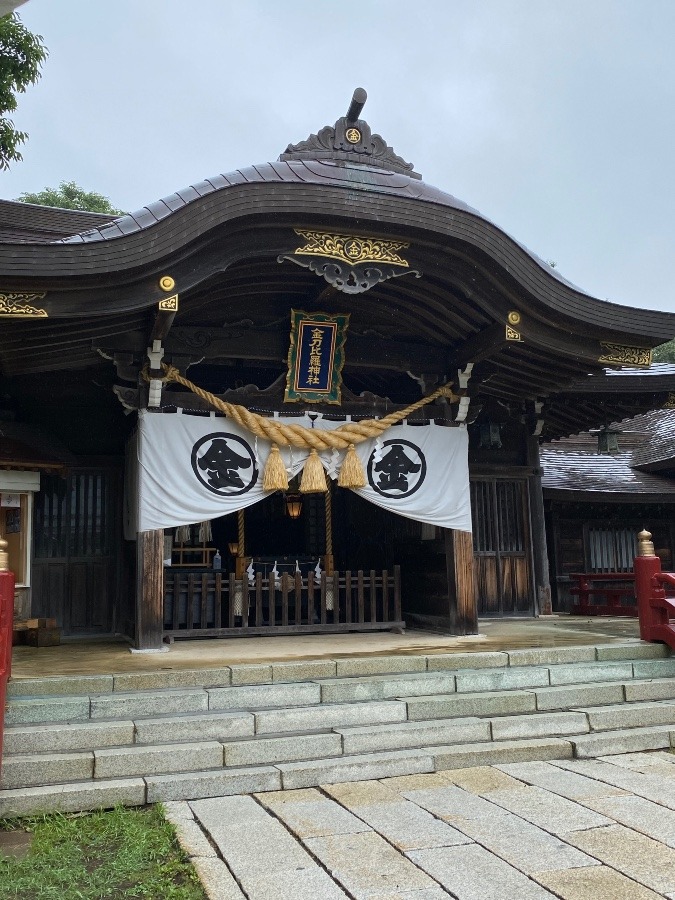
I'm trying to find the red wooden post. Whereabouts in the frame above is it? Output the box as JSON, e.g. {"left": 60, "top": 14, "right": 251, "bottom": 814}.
{"left": 634, "top": 529, "right": 675, "bottom": 647}
{"left": 0, "top": 537, "right": 16, "bottom": 775}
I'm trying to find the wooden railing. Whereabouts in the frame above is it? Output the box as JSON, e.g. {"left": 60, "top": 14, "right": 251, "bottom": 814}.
{"left": 634, "top": 531, "right": 675, "bottom": 650}
{"left": 163, "top": 566, "right": 402, "bottom": 639}
{"left": 569, "top": 572, "right": 636, "bottom": 617}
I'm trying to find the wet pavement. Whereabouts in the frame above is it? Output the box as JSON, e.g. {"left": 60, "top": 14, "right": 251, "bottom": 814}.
{"left": 168, "top": 752, "right": 675, "bottom": 899}
{"left": 11, "top": 616, "right": 642, "bottom": 679}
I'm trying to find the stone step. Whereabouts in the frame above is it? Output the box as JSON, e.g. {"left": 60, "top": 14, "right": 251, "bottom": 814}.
{"left": 7, "top": 640, "right": 670, "bottom": 701}
{"left": 569, "top": 725, "right": 675, "bottom": 758}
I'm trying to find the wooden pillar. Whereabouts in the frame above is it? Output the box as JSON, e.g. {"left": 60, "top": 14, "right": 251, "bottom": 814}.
{"left": 445, "top": 527, "right": 478, "bottom": 634}
{"left": 134, "top": 529, "right": 166, "bottom": 651}
{"left": 526, "top": 435, "right": 552, "bottom": 615}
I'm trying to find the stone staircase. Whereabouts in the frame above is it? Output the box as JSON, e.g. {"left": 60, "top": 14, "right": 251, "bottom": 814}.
{"left": 3, "top": 641, "right": 675, "bottom": 816}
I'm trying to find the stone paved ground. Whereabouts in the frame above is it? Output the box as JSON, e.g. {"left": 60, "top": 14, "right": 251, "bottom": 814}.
{"left": 164, "top": 751, "right": 675, "bottom": 900}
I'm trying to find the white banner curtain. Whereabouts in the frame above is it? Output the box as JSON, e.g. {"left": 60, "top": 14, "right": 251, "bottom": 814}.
{"left": 133, "top": 409, "right": 471, "bottom": 534}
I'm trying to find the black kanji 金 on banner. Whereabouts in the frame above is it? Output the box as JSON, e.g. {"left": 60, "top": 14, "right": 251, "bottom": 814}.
{"left": 284, "top": 309, "right": 349, "bottom": 404}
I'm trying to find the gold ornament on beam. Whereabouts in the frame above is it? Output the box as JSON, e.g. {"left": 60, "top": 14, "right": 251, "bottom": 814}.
{"left": 0, "top": 291, "right": 47, "bottom": 318}
{"left": 598, "top": 342, "right": 652, "bottom": 367}
{"left": 158, "top": 294, "right": 179, "bottom": 312}
{"left": 293, "top": 229, "right": 410, "bottom": 267}
{"left": 159, "top": 275, "right": 176, "bottom": 292}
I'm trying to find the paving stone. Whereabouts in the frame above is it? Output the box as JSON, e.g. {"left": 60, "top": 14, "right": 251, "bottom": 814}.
{"left": 320, "top": 672, "right": 457, "bottom": 703}
{"left": 304, "top": 830, "right": 438, "bottom": 897}
{"left": 3, "top": 720, "right": 135, "bottom": 754}
{"left": 490, "top": 710, "right": 589, "bottom": 741}
{"left": 406, "top": 689, "right": 536, "bottom": 721}
{"left": 595, "top": 642, "right": 669, "bottom": 662}
{"left": 596, "top": 751, "right": 675, "bottom": 772}
{"left": 272, "top": 659, "right": 336, "bottom": 681}
{"left": 335, "top": 655, "right": 427, "bottom": 677}
{"left": 223, "top": 732, "right": 342, "bottom": 766}
{"left": 278, "top": 749, "right": 434, "bottom": 789}
{"left": 90, "top": 689, "right": 207, "bottom": 720}
{"left": 625, "top": 678, "right": 675, "bottom": 702}
{"left": 535, "top": 865, "right": 664, "bottom": 900}
{"left": 161, "top": 800, "right": 193, "bottom": 824}
{"left": 633, "top": 658, "right": 675, "bottom": 678}
{"left": 7, "top": 675, "right": 113, "bottom": 697}
{"left": 207, "top": 682, "right": 320, "bottom": 710}
{"left": 192, "top": 795, "right": 347, "bottom": 899}
{"left": 146, "top": 765, "right": 280, "bottom": 801}
{"left": 407, "top": 844, "right": 559, "bottom": 899}
{"left": 579, "top": 700, "right": 675, "bottom": 731}
{"left": 228, "top": 663, "right": 272, "bottom": 684}
{"left": 497, "top": 761, "right": 628, "bottom": 800}
{"left": 401, "top": 783, "right": 511, "bottom": 822}
{"left": 571, "top": 726, "right": 673, "bottom": 758}
{"left": 113, "top": 667, "right": 231, "bottom": 692}
{"left": 384, "top": 773, "right": 451, "bottom": 791}
{"left": 358, "top": 890, "right": 449, "bottom": 900}
{"left": 507, "top": 647, "right": 596, "bottom": 667}
{"left": 191, "top": 858, "right": 246, "bottom": 899}
{"left": 553, "top": 757, "right": 675, "bottom": 799}
{"left": 484, "top": 784, "right": 612, "bottom": 833}
{"left": 134, "top": 710, "right": 254, "bottom": 743}
{"left": 255, "top": 700, "right": 406, "bottom": 734}
{"left": 337, "top": 717, "right": 490, "bottom": 755}
{"left": 257, "top": 788, "right": 369, "bottom": 837}
{"left": 425, "top": 651, "right": 508, "bottom": 671}
{"left": 428, "top": 737, "right": 573, "bottom": 770}
{"left": 0, "top": 778, "right": 146, "bottom": 816}
{"left": 585, "top": 793, "right": 675, "bottom": 848}
{"left": 454, "top": 666, "right": 549, "bottom": 693}
{"left": 5, "top": 696, "right": 90, "bottom": 725}
{"left": 444, "top": 809, "right": 601, "bottom": 875}
{"left": 171, "top": 817, "right": 217, "bottom": 858}
{"left": 339, "top": 798, "right": 472, "bottom": 851}
{"left": 95, "top": 741, "right": 223, "bottom": 778}
{"left": 1, "top": 752, "right": 93, "bottom": 789}
{"left": 441, "top": 765, "right": 525, "bottom": 795}
{"left": 547, "top": 661, "right": 634, "bottom": 686}
{"left": 534, "top": 681, "right": 625, "bottom": 710}
{"left": 567, "top": 824, "right": 675, "bottom": 893}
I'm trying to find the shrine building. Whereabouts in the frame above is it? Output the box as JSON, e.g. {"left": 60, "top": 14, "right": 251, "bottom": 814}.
{"left": 2, "top": 88, "right": 675, "bottom": 651}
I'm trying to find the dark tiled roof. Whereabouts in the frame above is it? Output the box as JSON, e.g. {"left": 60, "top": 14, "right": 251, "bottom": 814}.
{"left": 542, "top": 409, "right": 675, "bottom": 495}
{"left": 52, "top": 158, "right": 584, "bottom": 295}
{"left": 0, "top": 199, "right": 117, "bottom": 243}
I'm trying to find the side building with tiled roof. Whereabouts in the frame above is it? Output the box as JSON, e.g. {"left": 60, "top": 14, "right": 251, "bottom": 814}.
{"left": 542, "top": 405, "right": 675, "bottom": 611}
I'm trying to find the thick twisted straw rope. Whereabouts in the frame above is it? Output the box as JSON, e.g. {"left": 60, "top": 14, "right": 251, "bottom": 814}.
{"left": 152, "top": 363, "right": 457, "bottom": 450}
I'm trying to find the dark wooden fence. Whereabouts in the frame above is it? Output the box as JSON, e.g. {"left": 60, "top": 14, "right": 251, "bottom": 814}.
{"left": 163, "top": 567, "right": 402, "bottom": 639}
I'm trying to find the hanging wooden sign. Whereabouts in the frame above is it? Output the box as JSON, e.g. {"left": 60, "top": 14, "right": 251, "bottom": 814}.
{"left": 284, "top": 309, "right": 349, "bottom": 404}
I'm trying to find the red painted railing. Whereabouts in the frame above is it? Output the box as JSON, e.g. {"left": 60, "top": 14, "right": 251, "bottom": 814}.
{"left": 0, "top": 538, "right": 15, "bottom": 776}
{"left": 634, "top": 530, "right": 675, "bottom": 650}
{"left": 570, "top": 572, "right": 636, "bottom": 617}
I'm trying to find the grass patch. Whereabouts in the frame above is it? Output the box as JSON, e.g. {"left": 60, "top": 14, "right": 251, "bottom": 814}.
{"left": 0, "top": 805, "right": 207, "bottom": 900}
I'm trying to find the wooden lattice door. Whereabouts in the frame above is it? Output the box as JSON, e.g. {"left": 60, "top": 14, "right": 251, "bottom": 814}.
{"left": 471, "top": 477, "right": 534, "bottom": 616}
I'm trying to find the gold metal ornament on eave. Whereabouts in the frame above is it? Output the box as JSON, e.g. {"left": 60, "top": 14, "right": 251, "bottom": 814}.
{"left": 277, "top": 228, "right": 422, "bottom": 294}
{"left": 0, "top": 292, "right": 48, "bottom": 318}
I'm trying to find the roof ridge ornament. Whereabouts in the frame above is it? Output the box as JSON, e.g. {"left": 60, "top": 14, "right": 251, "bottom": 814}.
{"left": 280, "top": 88, "right": 421, "bottom": 179}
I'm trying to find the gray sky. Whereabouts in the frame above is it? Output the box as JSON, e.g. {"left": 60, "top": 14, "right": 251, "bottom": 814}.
{"left": 3, "top": 0, "right": 674, "bottom": 315}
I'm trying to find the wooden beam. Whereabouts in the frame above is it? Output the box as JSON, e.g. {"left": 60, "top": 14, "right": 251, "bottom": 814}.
{"left": 135, "top": 530, "right": 165, "bottom": 651}
{"left": 450, "top": 323, "right": 507, "bottom": 369}
{"left": 445, "top": 528, "right": 478, "bottom": 634}
{"left": 97, "top": 326, "right": 449, "bottom": 374}
{"left": 526, "top": 436, "right": 552, "bottom": 616}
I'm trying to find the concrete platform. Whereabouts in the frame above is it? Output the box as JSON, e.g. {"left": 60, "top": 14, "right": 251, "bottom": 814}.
{"left": 10, "top": 615, "right": 643, "bottom": 679}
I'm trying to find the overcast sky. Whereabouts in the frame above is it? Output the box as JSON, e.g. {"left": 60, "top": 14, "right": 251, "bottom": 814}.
{"left": 2, "top": 0, "right": 674, "bottom": 316}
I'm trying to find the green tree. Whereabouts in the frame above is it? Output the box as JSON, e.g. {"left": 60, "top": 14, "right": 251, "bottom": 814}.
{"left": 0, "top": 13, "right": 47, "bottom": 170}
{"left": 16, "top": 180, "right": 126, "bottom": 215}
{"left": 653, "top": 339, "right": 675, "bottom": 363}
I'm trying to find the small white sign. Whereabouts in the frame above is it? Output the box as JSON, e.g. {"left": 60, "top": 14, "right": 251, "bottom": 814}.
{"left": 0, "top": 493, "right": 21, "bottom": 508}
